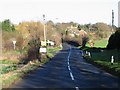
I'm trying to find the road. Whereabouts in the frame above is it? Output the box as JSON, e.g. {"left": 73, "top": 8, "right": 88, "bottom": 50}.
{"left": 9, "top": 43, "right": 119, "bottom": 89}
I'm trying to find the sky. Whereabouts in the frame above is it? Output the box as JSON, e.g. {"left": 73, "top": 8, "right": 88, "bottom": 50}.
{"left": 0, "top": 0, "right": 119, "bottom": 26}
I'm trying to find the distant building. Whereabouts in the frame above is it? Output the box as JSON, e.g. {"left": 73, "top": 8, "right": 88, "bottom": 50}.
{"left": 67, "top": 26, "right": 80, "bottom": 37}
{"left": 79, "top": 29, "right": 87, "bottom": 37}
{"left": 118, "top": 1, "right": 120, "bottom": 27}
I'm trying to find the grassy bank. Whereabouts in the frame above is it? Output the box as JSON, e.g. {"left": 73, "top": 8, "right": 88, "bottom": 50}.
{"left": 82, "top": 47, "right": 120, "bottom": 77}
{"left": 1, "top": 46, "right": 61, "bottom": 88}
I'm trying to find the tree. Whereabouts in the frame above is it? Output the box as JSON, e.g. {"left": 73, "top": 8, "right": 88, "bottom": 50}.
{"left": 2, "top": 19, "right": 15, "bottom": 32}
{"left": 82, "top": 36, "right": 89, "bottom": 47}
{"left": 28, "top": 37, "right": 41, "bottom": 62}
{"left": 11, "top": 25, "right": 16, "bottom": 32}
{"left": 79, "top": 30, "right": 89, "bottom": 47}
{"left": 107, "top": 29, "right": 120, "bottom": 49}
{"left": 77, "top": 24, "right": 81, "bottom": 31}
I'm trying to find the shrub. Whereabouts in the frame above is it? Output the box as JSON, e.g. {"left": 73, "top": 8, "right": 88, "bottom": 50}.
{"left": 107, "top": 30, "right": 120, "bottom": 49}
{"left": 2, "top": 19, "right": 16, "bottom": 32}
{"left": 27, "top": 38, "right": 41, "bottom": 62}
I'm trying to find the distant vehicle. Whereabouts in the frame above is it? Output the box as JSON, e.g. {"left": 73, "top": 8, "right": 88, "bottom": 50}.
{"left": 46, "top": 40, "right": 55, "bottom": 46}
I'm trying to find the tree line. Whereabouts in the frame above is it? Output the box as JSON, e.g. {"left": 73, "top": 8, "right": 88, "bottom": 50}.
{"left": 1, "top": 19, "right": 120, "bottom": 63}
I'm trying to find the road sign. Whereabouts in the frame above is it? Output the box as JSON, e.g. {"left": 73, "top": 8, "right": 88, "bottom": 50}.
{"left": 13, "top": 41, "right": 16, "bottom": 44}
{"left": 12, "top": 41, "right": 16, "bottom": 50}
{"left": 39, "top": 47, "right": 47, "bottom": 53}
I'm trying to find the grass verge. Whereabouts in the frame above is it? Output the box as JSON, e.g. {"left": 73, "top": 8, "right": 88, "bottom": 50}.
{"left": 83, "top": 54, "right": 120, "bottom": 78}
{"left": 81, "top": 45, "right": 120, "bottom": 77}
{"left": 1, "top": 46, "right": 61, "bottom": 88}
{"left": 2, "top": 61, "right": 45, "bottom": 88}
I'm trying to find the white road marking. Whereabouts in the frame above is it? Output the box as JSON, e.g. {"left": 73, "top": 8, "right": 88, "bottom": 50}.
{"left": 68, "top": 46, "right": 80, "bottom": 90}
{"left": 67, "top": 47, "right": 75, "bottom": 80}
{"left": 75, "top": 87, "right": 79, "bottom": 90}
{"left": 70, "top": 72, "right": 74, "bottom": 80}
{"left": 67, "top": 61, "right": 70, "bottom": 66}
{"left": 68, "top": 65, "right": 71, "bottom": 71}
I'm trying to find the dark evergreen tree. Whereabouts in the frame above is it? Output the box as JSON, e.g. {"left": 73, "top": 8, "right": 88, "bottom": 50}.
{"left": 107, "top": 29, "right": 120, "bottom": 49}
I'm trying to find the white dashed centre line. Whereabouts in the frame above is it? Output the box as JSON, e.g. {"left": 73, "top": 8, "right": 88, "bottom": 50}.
{"left": 68, "top": 65, "right": 71, "bottom": 71}
{"left": 68, "top": 61, "right": 70, "bottom": 66}
{"left": 70, "top": 71, "right": 75, "bottom": 80}
{"left": 75, "top": 87, "right": 79, "bottom": 90}
{"left": 67, "top": 47, "right": 74, "bottom": 80}
{"left": 67, "top": 47, "right": 79, "bottom": 90}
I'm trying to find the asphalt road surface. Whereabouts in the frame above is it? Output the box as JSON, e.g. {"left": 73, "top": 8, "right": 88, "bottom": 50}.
{"left": 9, "top": 43, "right": 120, "bottom": 89}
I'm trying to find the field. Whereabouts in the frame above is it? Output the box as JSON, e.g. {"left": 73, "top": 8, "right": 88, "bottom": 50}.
{"left": 86, "top": 39, "right": 108, "bottom": 48}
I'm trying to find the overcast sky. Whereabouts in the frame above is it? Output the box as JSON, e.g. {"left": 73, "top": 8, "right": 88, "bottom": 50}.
{"left": 0, "top": 0, "right": 119, "bottom": 26}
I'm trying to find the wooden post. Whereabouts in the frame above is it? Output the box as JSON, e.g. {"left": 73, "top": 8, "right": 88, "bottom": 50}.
{"left": 88, "top": 52, "right": 91, "bottom": 57}
{"left": 111, "top": 56, "right": 114, "bottom": 65}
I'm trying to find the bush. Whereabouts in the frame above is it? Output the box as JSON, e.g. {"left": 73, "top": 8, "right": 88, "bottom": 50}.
{"left": 2, "top": 19, "right": 15, "bottom": 32}
{"left": 27, "top": 38, "right": 41, "bottom": 62}
{"left": 107, "top": 30, "right": 120, "bottom": 49}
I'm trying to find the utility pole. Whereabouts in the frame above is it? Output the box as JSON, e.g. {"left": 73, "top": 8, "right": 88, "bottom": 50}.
{"left": 112, "top": 10, "right": 114, "bottom": 27}
{"left": 43, "top": 14, "right": 46, "bottom": 45}
{"left": 112, "top": 10, "right": 114, "bottom": 33}
{"left": 39, "top": 15, "right": 47, "bottom": 53}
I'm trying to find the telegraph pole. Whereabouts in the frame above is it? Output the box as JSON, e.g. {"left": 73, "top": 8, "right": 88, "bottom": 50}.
{"left": 43, "top": 14, "right": 46, "bottom": 43}
{"left": 112, "top": 10, "right": 114, "bottom": 27}
{"left": 40, "top": 15, "right": 47, "bottom": 53}
{"left": 112, "top": 10, "right": 114, "bottom": 33}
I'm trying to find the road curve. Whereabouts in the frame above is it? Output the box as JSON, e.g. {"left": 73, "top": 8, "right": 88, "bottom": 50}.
{"left": 9, "top": 43, "right": 120, "bottom": 89}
